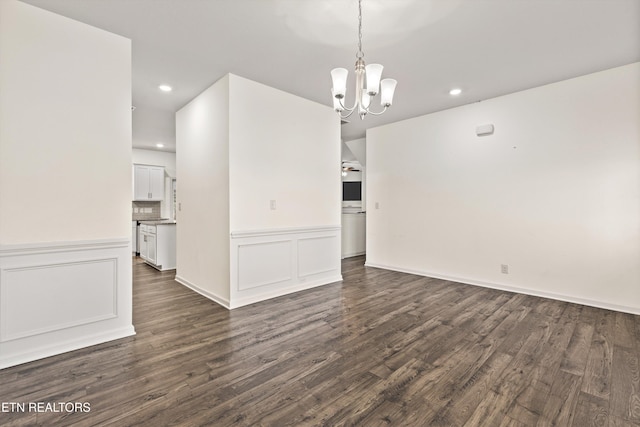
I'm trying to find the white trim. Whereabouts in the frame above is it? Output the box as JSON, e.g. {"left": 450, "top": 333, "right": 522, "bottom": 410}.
{"left": 230, "top": 225, "right": 340, "bottom": 239}
{"left": 0, "top": 238, "right": 130, "bottom": 256}
{"left": 365, "top": 261, "right": 640, "bottom": 316}
{"left": 341, "top": 250, "right": 366, "bottom": 259}
{"left": 229, "top": 275, "right": 343, "bottom": 309}
{"left": 0, "top": 326, "right": 135, "bottom": 370}
{"left": 175, "top": 275, "right": 231, "bottom": 309}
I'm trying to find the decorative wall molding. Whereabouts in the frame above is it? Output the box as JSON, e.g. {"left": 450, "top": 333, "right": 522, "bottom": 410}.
{"left": 0, "top": 258, "right": 118, "bottom": 342}
{"left": 365, "top": 261, "right": 640, "bottom": 316}
{"left": 0, "top": 238, "right": 130, "bottom": 256}
{"left": 0, "top": 238, "right": 134, "bottom": 369}
{"left": 229, "top": 226, "right": 342, "bottom": 309}
{"left": 230, "top": 225, "right": 341, "bottom": 239}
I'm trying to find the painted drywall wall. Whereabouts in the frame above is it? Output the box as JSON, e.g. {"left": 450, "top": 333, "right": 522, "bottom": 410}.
{"left": 0, "top": 1, "right": 132, "bottom": 245}
{"left": 175, "top": 75, "right": 231, "bottom": 304}
{"left": 367, "top": 62, "right": 640, "bottom": 313}
{"left": 228, "top": 74, "right": 341, "bottom": 232}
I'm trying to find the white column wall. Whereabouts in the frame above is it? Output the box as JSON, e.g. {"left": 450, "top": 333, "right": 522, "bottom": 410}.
{"left": 176, "top": 73, "right": 342, "bottom": 309}
{"left": 367, "top": 62, "right": 640, "bottom": 314}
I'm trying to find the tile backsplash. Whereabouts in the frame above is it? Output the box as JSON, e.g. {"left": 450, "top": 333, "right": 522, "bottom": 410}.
{"left": 132, "top": 201, "right": 162, "bottom": 220}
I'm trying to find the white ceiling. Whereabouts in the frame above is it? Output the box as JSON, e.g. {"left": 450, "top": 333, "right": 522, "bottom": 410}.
{"left": 22, "top": 0, "right": 640, "bottom": 153}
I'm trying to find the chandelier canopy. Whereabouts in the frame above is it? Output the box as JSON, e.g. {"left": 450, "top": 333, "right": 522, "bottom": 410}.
{"left": 330, "top": 0, "right": 397, "bottom": 120}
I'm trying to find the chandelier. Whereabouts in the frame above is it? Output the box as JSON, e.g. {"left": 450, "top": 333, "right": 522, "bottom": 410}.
{"left": 330, "top": 0, "right": 397, "bottom": 120}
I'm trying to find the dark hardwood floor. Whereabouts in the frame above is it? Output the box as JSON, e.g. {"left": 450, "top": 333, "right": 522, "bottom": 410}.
{"left": 1, "top": 256, "right": 639, "bottom": 426}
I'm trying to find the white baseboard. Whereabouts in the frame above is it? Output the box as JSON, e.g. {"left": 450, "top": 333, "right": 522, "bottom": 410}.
{"left": 0, "top": 326, "right": 135, "bottom": 370}
{"left": 229, "top": 274, "right": 343, "bottom": 309}
{"left": 342, "top": 251, "right": 366, "bottom": 259}
{"left": 365, "top": 261, "right": 640, "bottom": 316}
{"left": 174, "top": 275, "right": 231, "bottom": 309}
{"left": 0, "top": 238, "right": 135, "bottom": 369}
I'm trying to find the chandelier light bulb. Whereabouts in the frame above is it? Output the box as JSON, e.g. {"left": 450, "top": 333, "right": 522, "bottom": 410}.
{"left": 380, "top": 79, "right": 398, "bottom": 106}
{"left": 365, "top": 64, "right": 383, "bottom": 96}
{"left": 331, "top": 68, "right": 348, "bottom": 99}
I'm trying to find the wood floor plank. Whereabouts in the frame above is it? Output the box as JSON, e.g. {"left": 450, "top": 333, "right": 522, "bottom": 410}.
{"left": 581, "top": 308, "right": 616, "bottom": 400}
{"left": 571, "top": 391, "right": 609, "bottom": 427}
{"left": 0, "top": 256, "right": 638, "bottom": 426}
{"left": 609, "top": 344, "right": 640, "bottom": 424}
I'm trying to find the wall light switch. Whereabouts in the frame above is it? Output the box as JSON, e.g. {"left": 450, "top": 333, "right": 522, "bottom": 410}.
{"left": 375, "top": 202, "right": 380, "bottom": 209}
{"left": 270, "top": 200, "right": 277, "bottom": 210}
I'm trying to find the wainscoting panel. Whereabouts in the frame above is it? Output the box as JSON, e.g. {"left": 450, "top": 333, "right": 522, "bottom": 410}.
{"left": 298, "top": 236, "right": 340, "bottom": 278}
{"left": 230, "top": 226, "right": 342, "bottom": 309}
{"left": 0, "top": 239, "right": 135, "bottom": 369}
{"left": 237, "top": 240, "right": 292, "bottom": 291}
{"left": 1, "top": 259, "right": 117, "bottom": 342}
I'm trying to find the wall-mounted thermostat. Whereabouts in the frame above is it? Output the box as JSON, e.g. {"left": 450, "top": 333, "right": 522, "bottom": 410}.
{"left": 476, "top": 124, "right": 494, "bottom": 136}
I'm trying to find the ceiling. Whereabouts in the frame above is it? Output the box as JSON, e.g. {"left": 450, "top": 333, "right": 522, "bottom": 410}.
{"left": 22, "top": 0, "right": 640, "bottom": 153}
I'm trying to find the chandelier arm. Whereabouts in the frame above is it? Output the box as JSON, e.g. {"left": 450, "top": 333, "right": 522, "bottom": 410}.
{"left": 337, "top": 97, "right": 357, "bottom": 113}
{"left": 339, "top": 108, "right": 356, "bottom": 120}
{"left": 364, "top": 105, "right": 389, "bottom": 116}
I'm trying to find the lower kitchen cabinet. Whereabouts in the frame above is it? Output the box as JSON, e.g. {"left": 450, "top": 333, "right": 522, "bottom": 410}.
{"left": 139, "top": 222, "right": 176, "bottom": 270}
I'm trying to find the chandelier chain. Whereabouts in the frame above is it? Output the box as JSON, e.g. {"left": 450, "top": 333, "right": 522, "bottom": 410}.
{"left": 330, "top": 0, "right": 397, "bottom": 119}
{"left": 356, "top": 0, "right": 364, "bottom": 58}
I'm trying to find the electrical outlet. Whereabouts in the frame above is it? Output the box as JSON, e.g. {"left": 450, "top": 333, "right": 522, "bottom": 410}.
{"left": 501, "top": 264, "right": 509, "bottom": 274}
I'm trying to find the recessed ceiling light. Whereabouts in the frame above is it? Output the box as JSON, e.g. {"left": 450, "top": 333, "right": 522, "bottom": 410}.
{"left": 158, "top": 85, "right": 172, "bottom": 92}
{"left": 449, "top": 88, "right": 462, "bottom": 96}
{"left": 156, "top": 143, "right": 164, "bottom": 148}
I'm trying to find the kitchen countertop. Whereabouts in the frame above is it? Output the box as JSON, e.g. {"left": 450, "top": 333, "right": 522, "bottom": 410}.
{"left": 138, "top": 219, "right": 177, "bottom": 225}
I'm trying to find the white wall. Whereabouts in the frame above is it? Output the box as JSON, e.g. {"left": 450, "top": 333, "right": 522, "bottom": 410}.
{"left": 228, "top": 74, "right": 341, "bottom": 232}
{"left": 0, "top": 1, "right": 132, "bottom": 244}
{"left": 0, "top": 0, "right": 134, "bottom": 368}
{"left": 175, "top": 75, "right": 231, "bottom": 304}
{"left": 367, "top": 62, "right": 640, "bottom": 314}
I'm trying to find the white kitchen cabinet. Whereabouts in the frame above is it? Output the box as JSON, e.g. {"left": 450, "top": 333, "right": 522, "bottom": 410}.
{"left": 132, "top": 221, "right": 137, "bottom": 255}
{"left": 139, "top": 222, "right": 176, "bottom": 270}
{"left": 134, "top": 164, "right": 165, "bottom": 201}
{"left": 139, "top": 224, "right": 149, "bottom": 259}
{"left": 341, "top": 212, "right": 366, "bottom": 258}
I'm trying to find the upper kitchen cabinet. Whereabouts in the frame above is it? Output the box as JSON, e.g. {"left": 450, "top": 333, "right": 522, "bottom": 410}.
{"left": 133, "top": 164, "right": 165, "bottom": 201}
